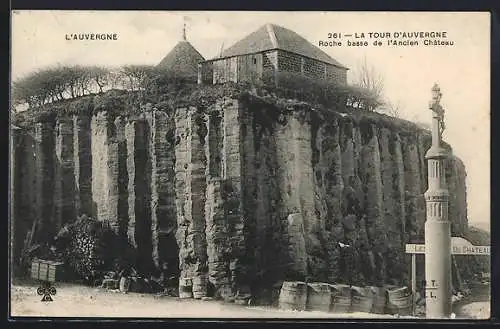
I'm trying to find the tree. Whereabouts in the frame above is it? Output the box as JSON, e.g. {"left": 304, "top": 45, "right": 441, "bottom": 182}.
{"left": 351, "top": 57, "right": 385, "bottom": 111}
{"left": 353, "top": 56, "right": 384, "bottom": 99}
{"left": 88, "top": 66, "right": 111, "bottom": 93}
{"left": 381, "top": 99, "right": 402, "bottom": 118}
{"left": 119, "top": 65, "right": 156, "bottom": 92}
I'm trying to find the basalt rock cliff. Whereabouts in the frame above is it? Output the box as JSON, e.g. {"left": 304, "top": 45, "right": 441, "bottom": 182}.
{"left": 11, "top": 91, "right": 468, "bottom": 296}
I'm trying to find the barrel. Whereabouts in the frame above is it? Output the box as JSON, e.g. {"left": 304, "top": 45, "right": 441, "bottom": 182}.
{"left": 119, "top": 277, "right": 131, "bottom": 293}
{"left": 179, "top": 278, "right": 193, "bottom": 299}
{"left": 192, "top": 275, "right": 208, "bottom": 299}
{"left": 330, "top": 284, "right": 352, "bottom": 314}
{"left": 369, "top": 286, "right": 387, "bottom": 314}
{"left": 386, "top": 286, "right": 412, "bottom": 316}
{"left": 278, "top": 281, "right": 308, "bottom": 311}
{"left": 350, "top": 286, "right": 374, "bottom": 313}
{"left": 306, "top": 283, "right": 331, "bottom": 312}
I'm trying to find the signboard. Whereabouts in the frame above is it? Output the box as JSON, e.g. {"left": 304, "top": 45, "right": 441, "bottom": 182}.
{"left": 406, "top": 237, "right": 490, "bottom": 255}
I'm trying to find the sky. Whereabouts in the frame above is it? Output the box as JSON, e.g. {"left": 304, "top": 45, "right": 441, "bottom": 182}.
{"left": 11, "top": 11, "right": 490, "bottom": 228}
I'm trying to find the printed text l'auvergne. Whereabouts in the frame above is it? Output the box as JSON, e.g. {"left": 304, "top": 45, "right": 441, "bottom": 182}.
{"left": 65, "top": 33, "right": 118, "bottom": 41}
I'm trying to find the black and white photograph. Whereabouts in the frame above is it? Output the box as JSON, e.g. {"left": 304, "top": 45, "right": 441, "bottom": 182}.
{"left": 9, "top": 11, "right": 490, "bottom": 319}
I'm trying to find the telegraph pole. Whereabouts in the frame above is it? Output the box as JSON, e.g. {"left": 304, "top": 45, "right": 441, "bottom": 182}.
{"left": 424, "top": 84, "right": 452, "bottom": 318}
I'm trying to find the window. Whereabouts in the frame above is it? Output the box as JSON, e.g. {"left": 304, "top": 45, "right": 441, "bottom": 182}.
{"left": 253, "top": 58, "right": 257, "bottom": 65}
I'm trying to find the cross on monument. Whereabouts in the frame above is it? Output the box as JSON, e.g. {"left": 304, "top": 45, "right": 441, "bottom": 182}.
{"left": 182, "top": 16, "right": 188, "bottom": 41}
{"left": 429, "top": 83, "right": 446, "bottom": 142}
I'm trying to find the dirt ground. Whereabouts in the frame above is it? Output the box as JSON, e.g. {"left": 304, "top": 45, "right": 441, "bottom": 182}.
{"left": 452, "top": 282, "right": 491, "bottom": 320}
{"left": 8, "top": 280, "right": 391, "bottom": 319}
{"left": 9, "top": 280, "right": 490, "bottom": 319}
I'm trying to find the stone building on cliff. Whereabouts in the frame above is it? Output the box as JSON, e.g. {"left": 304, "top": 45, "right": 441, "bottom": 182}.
{"left": 198, "top": 23, "right": 349, "bottom": 85}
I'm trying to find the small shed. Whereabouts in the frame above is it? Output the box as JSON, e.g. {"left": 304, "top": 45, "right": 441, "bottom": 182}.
{"left": 198, "top": 24, "right": 348, "bottom": 86}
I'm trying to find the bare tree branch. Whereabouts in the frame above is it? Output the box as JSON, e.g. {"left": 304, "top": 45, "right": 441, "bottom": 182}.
{"left": 383, "top": 99, "right": 402, "bottom": 118}
{"left": 351, "top": 56, "right": 385, "bottom": 111}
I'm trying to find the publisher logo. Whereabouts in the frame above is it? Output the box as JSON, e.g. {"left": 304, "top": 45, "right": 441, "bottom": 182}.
{"left": 37, "top": 282, "right": 57, "bottom": 302}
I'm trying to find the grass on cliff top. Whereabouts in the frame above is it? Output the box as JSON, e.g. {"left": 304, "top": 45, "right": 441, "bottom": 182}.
{"left": 13, "top": 80, "right": 429, "bottom": 137}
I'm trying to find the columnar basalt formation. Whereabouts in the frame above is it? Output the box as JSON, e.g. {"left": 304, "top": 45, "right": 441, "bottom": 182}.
{"left": 54, "top": 117, "right": 76, "bottom": 231}
{"left": 12, "top": 93, "right": 471, "bottom": 294}
{"left": 125, "top": 120, "right": 138, "bottom": 248}
{"left": 73, "top": 114, "right": 93, "bottom": 217}
{"left": 12, "top": 128, "right": 37, "bottom": 266}
{"left": 204, "top": 109, "right": 230, "bottom": 295}
{"left": 391, "top": 132, "right": 408, "bottom": 283}
{"left": 126, "top": 118, "right": 154, "bottom": 274}
{"left": 447, "top": 156, "right": 468, "bottom": 236}
{"left": 251, "top": 107, "right": 282, "bottom": 287}
{"left": 221, "top": 100, "right": 248, "bottom": 294}
{"left": 174, "top": 107, "right": 209, "bottom": 288}
{"left": 115, "top": 117, "right": 129, "bottom": 238}
{"left": 147, "top": 111, "right": 178, "bottom": 272}
{"left": 35, "top": 120, "right": 56, "bottom": 239}
{"left": 378, "top": 128, "right": 401, "bottom": 283}
{"left": 360, "top": 123, "right": 386, "bottom": 286}
{"left": 313, "top": 117, "right": 343, "bottom": 283}
{"left": 91, "top": 111, "right": 112, "bottom": 225}
{"left": 275, "top": 110, "right": 314, "bottom": 280}
{"left": 90, "top": 112, "right": 128, "bottom": 236}
{"left": 239, "top": 103, "right": 257, "bottom": 293}
{"left": 402, "top": 133, "right": 425, "bottom": 242}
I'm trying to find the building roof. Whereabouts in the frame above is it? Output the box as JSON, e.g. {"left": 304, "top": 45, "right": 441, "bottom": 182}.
{"left": 157, "top": 40, "right": 205, "bottom": 76}
{"left": 220, "top": 24, "right": 348, "bottom": 69}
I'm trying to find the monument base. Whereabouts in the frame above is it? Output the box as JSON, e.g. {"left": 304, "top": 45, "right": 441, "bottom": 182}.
{"left": 424, "top": 220, "right": 452, "bottom": 319}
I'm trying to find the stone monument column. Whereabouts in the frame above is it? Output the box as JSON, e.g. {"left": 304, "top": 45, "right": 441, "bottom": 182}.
{"left": 424, "top": 84, "right": 452, "bottom": 318}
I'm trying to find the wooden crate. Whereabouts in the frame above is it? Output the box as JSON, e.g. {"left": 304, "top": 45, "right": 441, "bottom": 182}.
{"left": 31, "top": 259, "right": 65, "bottom": 282}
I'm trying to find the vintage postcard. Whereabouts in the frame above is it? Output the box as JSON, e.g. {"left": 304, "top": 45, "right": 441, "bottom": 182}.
{"left": 9, "top": 11, "right": 490, "bottom": 319}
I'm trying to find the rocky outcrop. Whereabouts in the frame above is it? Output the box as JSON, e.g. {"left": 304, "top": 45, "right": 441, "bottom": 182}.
{"left": 73, "top": 114, "right": 92, "bottom": 217}
{"left": 35, "top": 120, "right": 56, "bottom": 239}
{"left": 251, "top": 107, "right": 282, "bottom": 288}
{"left": 447, "top": 156, "right": 468, "bottom": 236}
{"left": 12, "top": 94, "right": 470, "bottom": 293}
{"left": 402, "top": 133, "right": 425, "bottom": 243}
{"left": 91, "top": 112, "right": 113, "bottom": 227}
{"left": 204, "top": 109, "right": 230, "bottom": 295}
{"left": 174, "top": 107, "right": 208, "bottom": 289}
{"left": 125, "top": 120, "right": 138, "bottom": 249}
{"left": 147, "top": 111, "right": 178, "bottom": 273}
{"left": 359, "top": 123, "right": 386, "bottom": 286}
{"left": 221, "top": 100, "right": 249, "bottom": 295}
{"left": 125, "top": 118, "right": 154, "bottom": 274}
{"left": 54, "top": 117, "right": 76, "bottom": 231}
{"left": 275, "top": 110, "right": 316, "bottom": 280}
{"left": 115, "top": 117, "right": 129, "bottom": 238}
{"left": 313, "top": 117, "right": 343, "bottom": 283}
{"left": 11, "top": 128, "right": 37, "bottom": 268}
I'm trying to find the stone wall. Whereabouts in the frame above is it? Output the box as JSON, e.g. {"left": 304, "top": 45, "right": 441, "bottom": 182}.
{"left": 262, "top": 50, "right": 278, "bottom": 72}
